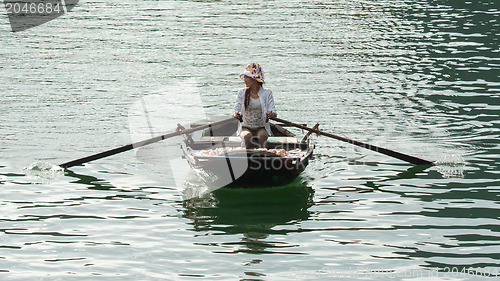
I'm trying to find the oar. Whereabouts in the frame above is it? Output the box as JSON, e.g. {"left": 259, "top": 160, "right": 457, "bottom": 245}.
{"left": 271, "top": 117, "right": 433, "bottom": 166}
{"left": 59, "top": 117, "right": 236, "bottom": 169}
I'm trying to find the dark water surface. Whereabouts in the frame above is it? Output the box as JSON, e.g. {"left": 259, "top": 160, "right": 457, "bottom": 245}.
{"left": 1, "top": 0, "right": 499, "bottom": 280}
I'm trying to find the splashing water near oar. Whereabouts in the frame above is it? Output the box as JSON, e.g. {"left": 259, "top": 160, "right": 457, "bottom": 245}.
{"left": 434, "top": 154, "right": 466, "bottom": 178}
{"left": 24, "top": 161, "right": 65, "bottom": 182}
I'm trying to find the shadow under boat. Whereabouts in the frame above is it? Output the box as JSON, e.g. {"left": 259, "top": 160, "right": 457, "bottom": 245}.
{"left": 183, "top": 177, "right": 315, "bottom": 233}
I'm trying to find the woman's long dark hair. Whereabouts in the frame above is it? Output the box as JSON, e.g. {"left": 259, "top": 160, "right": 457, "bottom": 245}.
{"left": 244, "top": 82, "right": 264, "bottom": 110}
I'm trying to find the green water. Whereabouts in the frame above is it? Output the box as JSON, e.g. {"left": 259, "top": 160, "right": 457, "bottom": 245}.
{"left": 1, "top": 0, "right": 499, "bottom": 280}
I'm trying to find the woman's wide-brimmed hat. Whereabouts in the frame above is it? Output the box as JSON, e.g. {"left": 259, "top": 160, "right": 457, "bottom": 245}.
{"left": 240, "top": 63, "right": 264, "bottom": 83}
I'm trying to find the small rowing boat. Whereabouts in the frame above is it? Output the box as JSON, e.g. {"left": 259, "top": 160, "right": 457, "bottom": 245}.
{"left": 179, "top": 119, "right": 315, "bottom": 188}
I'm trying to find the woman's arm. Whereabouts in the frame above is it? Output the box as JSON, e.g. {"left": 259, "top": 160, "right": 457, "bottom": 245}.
{"left": 266, "top": 90, "right": 277, "bottom": 116}
{"left": 265, "top": 90, "right": 277, "bottom": 120}
{"left": 233, "top": 89, "right": 244, "bottom": 113}
{"left": 233, "top": 89, "right": 244, "bottom": 120}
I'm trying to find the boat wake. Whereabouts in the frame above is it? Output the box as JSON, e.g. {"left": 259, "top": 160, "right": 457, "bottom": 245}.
{"left": 434, "top": 154, "right": 466, "bottom": 178}
{"left": 182, "top": 172, "right": 223, "bottom": 200}
{"left": 23, "top": 162, "right": 64, "bottom": 183}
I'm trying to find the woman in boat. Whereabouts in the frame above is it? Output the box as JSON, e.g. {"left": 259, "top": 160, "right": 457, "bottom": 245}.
{"left": 233, "top": 63, "right": 277, "bottom": 148}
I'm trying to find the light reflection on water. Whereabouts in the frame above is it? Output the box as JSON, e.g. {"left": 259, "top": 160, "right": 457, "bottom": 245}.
{"left": 1, "top": 0, "right": 499, "bottom": 279}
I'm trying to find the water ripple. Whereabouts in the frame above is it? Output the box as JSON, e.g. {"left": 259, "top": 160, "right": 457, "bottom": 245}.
{"left": 1, "top": 0, "right": 499, "bottom": 279}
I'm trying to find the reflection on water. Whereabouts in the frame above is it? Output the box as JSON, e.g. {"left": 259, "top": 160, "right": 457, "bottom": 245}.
{"left": 183, "top": 178, "right": 314, "bottom": 254}
{"left": 65, "top": 169, "right": 118, "bottom": 191}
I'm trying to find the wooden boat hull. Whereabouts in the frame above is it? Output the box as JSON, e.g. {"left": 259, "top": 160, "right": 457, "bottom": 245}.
{"left": 180, "top": 119, "right": 314, "bottom": 188}
{"left": 188, "top": 150, "right": 312, "bottom": 188}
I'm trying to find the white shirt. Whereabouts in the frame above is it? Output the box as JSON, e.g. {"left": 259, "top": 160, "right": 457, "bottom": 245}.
{"left": 232, "top": 87, "right": 277, "bottom": 136}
